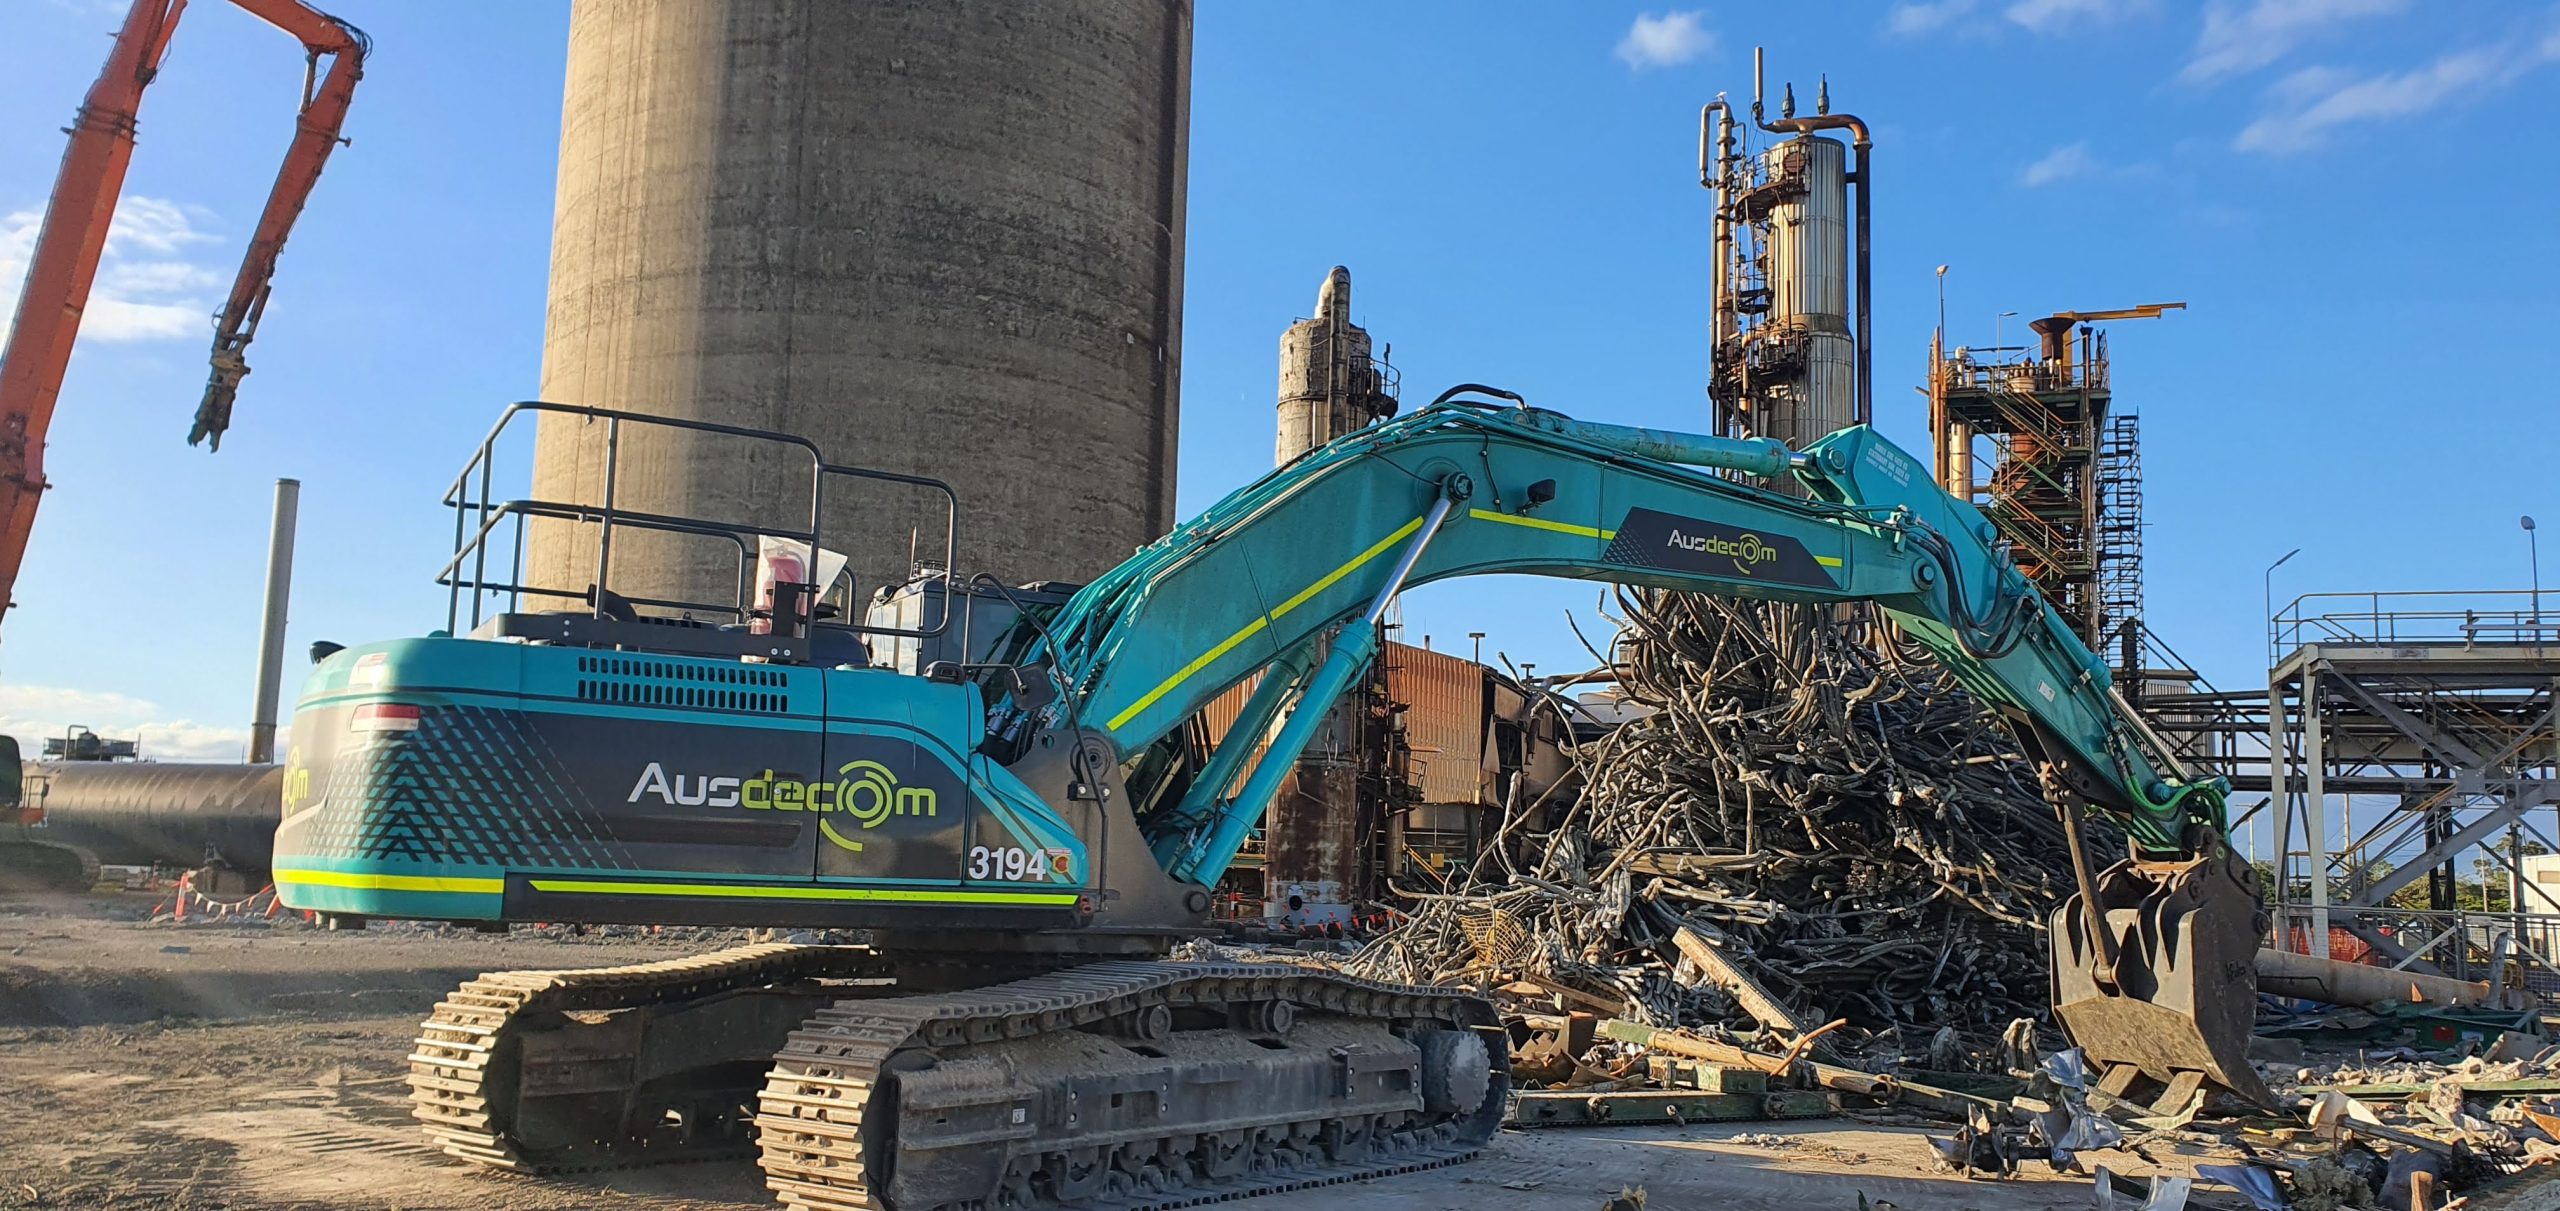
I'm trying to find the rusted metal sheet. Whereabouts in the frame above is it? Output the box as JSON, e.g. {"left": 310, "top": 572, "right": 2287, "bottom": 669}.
{"left": 1384, "top": 641, "right": 1491, "bottom": 805}
{"left": 1195, "top": 674, "right": 1280, "bottom": 792}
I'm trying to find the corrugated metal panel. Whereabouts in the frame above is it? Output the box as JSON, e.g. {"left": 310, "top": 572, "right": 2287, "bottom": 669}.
{"left": 1198, "top": 675, "right": 1259, "bottom": 744}
{"left": 1384, "top": 641, "right": 1492, "bottom": 805}
{"left": 1196, "top": 674, "right": 1282, "bottom": 794}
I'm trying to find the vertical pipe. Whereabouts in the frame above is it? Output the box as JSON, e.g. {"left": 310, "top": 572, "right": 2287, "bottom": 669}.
{"left": 247, "top": 477, "right": 300, "bottom": 765}
{"left": 2304, "top": 666, "right": 2331, "bottom": 959}
{"left": 1851, "top": 139, "right": 1872, "bottom": 426}
{"left": 593, "top": 416, "right": 618, "bottom": 615}
{"left": 2269, "top": 673, "right": 2293, "bottom": 949}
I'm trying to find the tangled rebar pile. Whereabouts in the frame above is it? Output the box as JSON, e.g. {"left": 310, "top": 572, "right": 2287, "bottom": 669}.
{"left": 1350, "top": 593, "right": 2119, "bottom": 1047}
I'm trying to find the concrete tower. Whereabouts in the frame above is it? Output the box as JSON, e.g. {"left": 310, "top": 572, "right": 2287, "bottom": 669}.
{"left": 1273, "top": 267, "right": 1393, "bottom": 464}
{"left": 527, "top": 0, "right": 1191, "bottom": 612}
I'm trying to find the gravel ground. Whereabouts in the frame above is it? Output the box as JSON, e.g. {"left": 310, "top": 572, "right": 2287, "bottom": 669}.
{"left": 0, "top": 891, "right": 2164, "bottom": 1210}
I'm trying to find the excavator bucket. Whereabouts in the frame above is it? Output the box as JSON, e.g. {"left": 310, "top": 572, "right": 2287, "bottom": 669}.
{"left": 2050, "top": 849, "right": 2276, "bottom": 1109}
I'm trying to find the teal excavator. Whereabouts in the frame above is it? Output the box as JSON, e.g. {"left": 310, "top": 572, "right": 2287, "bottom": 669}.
{"left": 272, "top": 394, "right": 2265, "bottom": 1211}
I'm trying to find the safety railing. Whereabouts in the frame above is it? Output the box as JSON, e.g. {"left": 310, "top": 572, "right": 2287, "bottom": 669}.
{"left": 438, "top": 401, "right": 959, "bottom": 644}
{"left": 2272, "top": 589, "right": 2560, "bottom": 657}
{"left": 1933, "top": 353, "right": 2109, "bottom": 396}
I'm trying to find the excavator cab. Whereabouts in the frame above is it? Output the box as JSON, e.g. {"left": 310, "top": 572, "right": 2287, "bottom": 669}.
{"left": 2051, "top": 849, "right": 2274, "bottom": 1109}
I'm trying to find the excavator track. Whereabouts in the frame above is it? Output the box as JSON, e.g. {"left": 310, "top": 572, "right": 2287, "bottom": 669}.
{"left": 756, "top": 961, "right": 1510, "bottom": 1211}
{"left": 410, "top": 942, "right": 898, "bottom": 1172}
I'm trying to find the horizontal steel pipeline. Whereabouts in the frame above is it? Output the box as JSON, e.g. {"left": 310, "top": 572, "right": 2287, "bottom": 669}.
{"left": 15, "top": 761, "right": 281, "bottom": 870}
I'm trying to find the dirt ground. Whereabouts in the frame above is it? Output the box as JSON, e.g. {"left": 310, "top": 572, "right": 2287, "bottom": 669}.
{"left": 0, "top": 892, "right": 2173, "bottom": 1210}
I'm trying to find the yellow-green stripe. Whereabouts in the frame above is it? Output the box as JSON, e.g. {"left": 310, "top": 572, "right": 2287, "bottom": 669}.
{"left": 1105, "top": 514, "right": 1426, "bottom": 733}
{"left": 1468, "top": 507, "right": 1615, "bottom": 540}
{"left": 275, "top": 868, "right": 504, "bottom": 895}
{"left": 528, "top": 879, "right": 1075, "bottom": 906}
{"left": 1269, "top": 517, "right": 1424, "bottom": 619}
{"left": 1814, "top": 554, "right": 1844, "bottom": 568}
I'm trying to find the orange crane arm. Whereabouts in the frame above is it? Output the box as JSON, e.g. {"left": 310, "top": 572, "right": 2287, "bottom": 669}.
{"left": 0, "top": 0, "right": 366, "bottom": 621}
{"left": 189, "top": 0, "right": 368, "bottom": 450}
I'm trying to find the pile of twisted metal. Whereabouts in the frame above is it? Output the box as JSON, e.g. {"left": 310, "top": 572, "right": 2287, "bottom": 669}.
{"left": 1351, "top": 594, "right": 2117, "bottom": 1054}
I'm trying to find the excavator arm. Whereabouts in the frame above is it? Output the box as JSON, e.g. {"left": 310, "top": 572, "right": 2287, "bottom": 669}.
{"left": 1039, "top": 398, "right": 2218, "bottom": 867}
{"left": 1029, "top": 396, "right": 2267, "bottom": 1105}
{"left": 188, "top": 0, "right": 369, "bottom": 450}
{"left": 0, "top": 0, "right": 365, "bottom": 619}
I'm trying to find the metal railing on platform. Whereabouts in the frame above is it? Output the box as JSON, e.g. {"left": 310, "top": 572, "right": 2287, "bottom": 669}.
{"left": 2273, "top": 589, "right": 2558, "bottom": 656}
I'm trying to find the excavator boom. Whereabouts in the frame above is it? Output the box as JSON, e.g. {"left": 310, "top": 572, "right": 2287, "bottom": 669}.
{"left": 0, "top": 0, "right": 364, "bottom": 620}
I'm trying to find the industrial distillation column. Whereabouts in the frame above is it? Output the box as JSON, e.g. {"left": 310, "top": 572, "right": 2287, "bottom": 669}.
{"left": 1265, "top": 267, "right": 1396, "bottom": 926}
{"left": 527, "top": 0, "right": 1190, "bottom": 609}
{"left": 1703, "top": 49, "right": 1870, "bottom": 466}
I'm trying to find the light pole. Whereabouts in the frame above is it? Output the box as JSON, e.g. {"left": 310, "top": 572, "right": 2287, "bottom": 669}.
{"left": 2525, "top": 515, "right": 2542, "bottom": 629}
{"left": 1935, "top": 265, "right": 1948, "bottom": 344}
{"left": 1468, "top": 631, "right": 1486, "bottom": 665}
{"left": 2265, "top": 547, "right": 2301, "bottom": 666}
{"left": 1994, "top": 310, "right": 2017, "bottom": 360}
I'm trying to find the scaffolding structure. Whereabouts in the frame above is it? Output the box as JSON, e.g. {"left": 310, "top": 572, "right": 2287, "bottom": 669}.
{"left": 2258, "top": 593, "right": 2560, "bottom": 982}
{"left": 1929, "top": 306, "right": 2178, "bottom": 670}
{"left": 2097, "top": 411, "right": 2143, "bottom": 671}
{"left": 2151, "top": 594, "right": 2560, "bottom": 997}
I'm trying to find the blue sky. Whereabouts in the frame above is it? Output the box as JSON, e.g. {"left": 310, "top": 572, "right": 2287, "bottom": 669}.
{"left": 1, "top": 0, "right": 2553, "bottom": 760}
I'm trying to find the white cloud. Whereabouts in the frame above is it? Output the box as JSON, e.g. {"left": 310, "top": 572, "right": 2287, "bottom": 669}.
{"left": 2234, "top": 29, "right": 2560, "bottom": 152}
{"left": 1888, "top": 0, "right": 1979, "bottom": 36}
{"left": 0, "top": 683, "right": 257, "bottom": 764}
{"left": 2017, "top": 141, "right": 2157, "bottom": 186}
{"left": 0, "top": 196, "right": 219, "bottom": 344}
{"left": 1615, "top": 11, "right": 1716, "bottom": 70}
{"left": 2005, "top": 0, "right": 2145, "bottom": 34}
{"left": 2181, "top": 0, "right": 2409, "bottom": 83}
{"left": 2020, "top": 143, "right": 2099, "bottom": 186}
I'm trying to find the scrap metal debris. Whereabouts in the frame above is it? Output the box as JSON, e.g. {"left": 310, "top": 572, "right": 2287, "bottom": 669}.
{"left": 1352, "top": 596, "right": 2111, "bottom": 1048}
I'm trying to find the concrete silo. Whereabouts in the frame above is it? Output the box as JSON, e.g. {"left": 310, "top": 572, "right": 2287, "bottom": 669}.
{"left": 527, "top": 0, "right": 1190, "bottom": 613}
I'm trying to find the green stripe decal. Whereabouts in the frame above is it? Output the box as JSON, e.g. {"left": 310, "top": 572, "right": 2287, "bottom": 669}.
{"left": 528, "top": 879, "right": 1076, "bottom": 906}
{"left": 1468, "top": 507, "right": 1615, "bottom": 540}
{"left": 276, "top": 868, "right": 504, "bottom": 895}
{"left": 1105, "top": 514, "right": 1426, "bottom": 733}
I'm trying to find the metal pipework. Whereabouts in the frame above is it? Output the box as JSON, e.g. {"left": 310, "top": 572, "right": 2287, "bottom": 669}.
{"left": 1752, "top": 47, "right": 1873, "bottom": 426}
{"left": 248, "top": 477, "right": 299, "bottom": 764}
{"left": 1699, "top": 98, "right": 1737, "bottom": 348}
{"left": 1511, "top": 409, "right": 1801, "bottom": 481}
